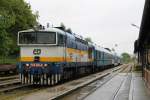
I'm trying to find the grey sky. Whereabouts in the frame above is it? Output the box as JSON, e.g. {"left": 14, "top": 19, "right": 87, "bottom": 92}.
{"left": 25, "top": 0, "right": 145, "bottom": 55}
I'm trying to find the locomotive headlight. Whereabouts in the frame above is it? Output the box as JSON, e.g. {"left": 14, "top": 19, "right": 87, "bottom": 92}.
{"left": 26, "top": 64, "right": 29, "bottom": 67}
{"left": 44, "top": 64, "right": 48, "bottom": 67}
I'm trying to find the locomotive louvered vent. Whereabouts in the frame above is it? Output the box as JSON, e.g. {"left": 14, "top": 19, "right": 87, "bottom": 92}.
{"left": 34, "top": 56, "right": 40, "bottom": 62}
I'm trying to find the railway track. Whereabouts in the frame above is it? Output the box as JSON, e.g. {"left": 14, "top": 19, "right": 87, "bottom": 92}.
{"left": 0, "top": 75, "right": 19, "bottom": 81}
{"left": 55, "top": 64, "right": 131, "bottom": 100}
{"left": 0, "top": 64, "right": 128, "bottom": 100}
{"left": 0, "top": 75, "right": 30, "bottom": 93}
{"left": 111, "top": 65, "right": 132, "bottom": 100}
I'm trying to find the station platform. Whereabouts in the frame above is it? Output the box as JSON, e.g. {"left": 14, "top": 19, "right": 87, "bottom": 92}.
{"left": 84, "top": 72, "right": 150, "bottom": 100}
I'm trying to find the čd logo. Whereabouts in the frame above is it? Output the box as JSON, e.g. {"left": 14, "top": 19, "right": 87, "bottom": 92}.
{"left": 33, "top": 49, "right": 41, "bottom": 55}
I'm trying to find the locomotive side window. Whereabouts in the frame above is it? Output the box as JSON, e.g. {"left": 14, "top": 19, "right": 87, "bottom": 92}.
{"left": 19, "top": 32, "right": 56, "bottom": 44}
{"left": 58, "top": 34, "right": 65, "bottom": 45}
{"left": 73, "top": 41, "right": 76, "bottom": 48}
{"left": 67, "top": 38, "right": 71, "bottom": 48}
{"left": 66, "top": 37, "right": 76, "bottom": 48}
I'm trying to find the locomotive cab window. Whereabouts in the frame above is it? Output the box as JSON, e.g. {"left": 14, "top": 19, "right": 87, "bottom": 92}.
{"left": 18, "top": 32, "right": 56, "bottom": 45}
{"left": 19, "top": 32, "right": 36, "bottom": 44}
{"left": 37, "top": 32, "right": 56, "bottom": 44}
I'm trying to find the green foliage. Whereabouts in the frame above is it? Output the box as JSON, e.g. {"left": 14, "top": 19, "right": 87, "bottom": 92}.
{"left": 121, "top": 52, "right": 131, "bottom": 63}
{"left": 0, "top": 30, "right": 12, "bottom": 56}
{"left": 3, "top": 0, "right": 38, "bottom": 35}
{"left": 0, "top": 0, "right": 38, "bottom": 58}
{"left": 66, "top": 28, "right": 72, "bottom": 33}
{"left": 60, "top": 22, "right": 66, "bottom": 30}
{"left": 60, "top": 23, "right": 73, "bottom": 33}
{"left": 85, "top": 37, "right": 92, "bottom": 43}
{"left": 0, "top": 10, "right": 14, "bottom": 57}
{"left": 0, "top": 11, "right": 15, "bottom": 29}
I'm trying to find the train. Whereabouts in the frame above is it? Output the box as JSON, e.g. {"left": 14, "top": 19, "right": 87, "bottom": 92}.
{"left": 17, "top": 26, "right": 121, "bottom": 85}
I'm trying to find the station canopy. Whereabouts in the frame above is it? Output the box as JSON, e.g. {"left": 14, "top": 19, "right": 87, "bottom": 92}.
{"left": 134, "top": 0, "right": 150, "bottom": 53}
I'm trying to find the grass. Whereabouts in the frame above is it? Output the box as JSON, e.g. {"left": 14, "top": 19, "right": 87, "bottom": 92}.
{"left": 132, "top": 63, "right": 142, "bottom": 72}
{"left": 0, "top": 57, "right": 18, "bottom": 64}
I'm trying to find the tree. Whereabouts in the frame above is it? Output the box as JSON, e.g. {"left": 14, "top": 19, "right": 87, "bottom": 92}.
{"left": 121, "top": 52, "right": 131, "bottom": 63}
{"left": 0, "top": 30, "right": 12, "bottom": 57}
{"left": 0, "top": 0, "right": 38, "bottom": 56}
{"left": 0, "top": 10, "right": 14, "bottom": 57}
{"left": 66, "top": 28, "right": 72, "bottom": 33}
{"left": 111, "top": 48, "right": 115, "bottom": 52}
{"left": 85, "top": 37, "right": 92, "bottom": 43}
{"left": 60, "top": 22, "right": 66, "bottom": 31}
{"left": 7, "top": 0, "right": 38, "bottom": 36}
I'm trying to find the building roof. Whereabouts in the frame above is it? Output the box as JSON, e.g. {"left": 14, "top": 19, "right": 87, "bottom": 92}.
{"left": 134, "top": 0, "right": 150, "bottom": 53}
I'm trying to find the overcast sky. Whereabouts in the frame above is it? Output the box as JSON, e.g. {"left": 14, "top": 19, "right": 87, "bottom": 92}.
{"left": 25, "top": 0, "right": 145, "bottom": 55}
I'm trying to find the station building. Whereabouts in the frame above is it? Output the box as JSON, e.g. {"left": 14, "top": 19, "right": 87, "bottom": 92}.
{"left": 134, "top": 0, "right": 150, "bottom": 89}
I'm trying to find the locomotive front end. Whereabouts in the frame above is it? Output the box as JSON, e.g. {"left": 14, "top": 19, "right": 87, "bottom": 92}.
{"left": 17, "top": 29, "right": 65, "bottom": 85}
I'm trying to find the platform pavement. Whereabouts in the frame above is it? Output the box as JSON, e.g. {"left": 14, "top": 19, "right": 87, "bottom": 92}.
{"left": 129, "top": 72, "right": 150, "bottom": 100}
{"left": 84, "top": 72, "right": 150, "bottom": 100}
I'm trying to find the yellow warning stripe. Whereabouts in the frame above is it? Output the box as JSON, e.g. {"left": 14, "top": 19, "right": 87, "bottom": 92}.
{"left": 67, "top": 48, "right": 88, "bottom": 55}
{"left": 20, "top": 57, "right": 72, "bottom": 62}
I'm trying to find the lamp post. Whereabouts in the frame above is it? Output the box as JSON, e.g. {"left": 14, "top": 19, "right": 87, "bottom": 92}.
{"left": 131, "top": 24, "right": 140, "bottom": 29}
{"left": 131, "top": 23, "right": 144, "bottom": 76}
{"left": 114, "top": 44, "right": 118, "bottom": 56}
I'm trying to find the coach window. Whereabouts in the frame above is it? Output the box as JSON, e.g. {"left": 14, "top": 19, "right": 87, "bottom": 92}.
{"left": 88, "top": 47, "right": 92, "bottom": 59}
{"left": 99, "top": 52, "right": 101, "bottom": 59}
{"left": 96, "top": 51, "right": 99, "bottom": 59}
{"left": 98, "top": 51, "right": 100, "bottom": 59}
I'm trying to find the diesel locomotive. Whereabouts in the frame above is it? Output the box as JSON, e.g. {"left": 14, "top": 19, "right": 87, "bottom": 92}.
{"left": 17, "top": 27, "right": 121, "bottom": 85}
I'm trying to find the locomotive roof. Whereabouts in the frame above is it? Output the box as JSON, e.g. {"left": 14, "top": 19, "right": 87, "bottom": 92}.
{"left": 45, "top": 27, "right": 87, "bottom": 42}
{"left": 18, "top": 27, "right": 88, "bottom": 42}
{"left": 18, "top": 28, "right": 65, "bottom": 35}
